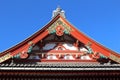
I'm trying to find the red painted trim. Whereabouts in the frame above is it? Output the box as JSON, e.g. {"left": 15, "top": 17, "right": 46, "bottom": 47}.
{"left": 71, "top": 31, "right": 110, "bottom": 56}
{"left": 42, "top": 50, "right": 80, "bottom": 53}
{"left": 41, "top": 59, "right": 97, "bottom": 62}
{"left": 10, "top": 30, "right": 49, "bottom": 57}
{"left": 32, "top": 30, "right": 49, "bottom": 44}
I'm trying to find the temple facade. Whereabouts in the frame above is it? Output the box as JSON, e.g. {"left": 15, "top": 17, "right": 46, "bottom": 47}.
{"left": 0, "top": 7, "right": 120, "bottom": 80}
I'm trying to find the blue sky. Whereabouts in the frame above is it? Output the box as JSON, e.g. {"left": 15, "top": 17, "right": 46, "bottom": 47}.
{"left": 0, "top": 0, "right": 120, "bottom": 53}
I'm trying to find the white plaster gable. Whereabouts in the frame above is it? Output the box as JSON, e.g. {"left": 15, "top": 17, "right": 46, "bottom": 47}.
{"left": 63, "top": 43, "right": 77, "bottom": 50}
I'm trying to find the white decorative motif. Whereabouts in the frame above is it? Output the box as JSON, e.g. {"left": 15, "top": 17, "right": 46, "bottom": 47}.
{"left": 64, "top": 55, "right": 74, "bottom": 60}
{"left": 52, "top": 6, "right": 66, "bottom": 18}
{"left": 63, "top": 43, "right": 77, "bottom": 50}
{"left": 80, "top": 47, "right": 89, "bottom": 53}
{"left": 80, "top": 55, "right": 91, "bottom": 60}
{"left": 47, "top": 55, "right": 58, "bottom": 60}
{"left": 43, "top": 43, "right": 56, "bottom": 50}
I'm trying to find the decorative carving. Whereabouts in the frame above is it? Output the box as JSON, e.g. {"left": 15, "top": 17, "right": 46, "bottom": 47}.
{"left": 75, "top": 54, "right": 79, "bottom": 58}
{"left": 48, "top": 19, "right": 72, "bottom": 34}
{"left": 28, "top": 42, "right": 34, "bottom": 53}
{"left": 13, "top": 53, "right": 20, "bottom": 58}
{"left": 20, "top": 51, "right": 28, "bottom": 59}
{"left": 14, "top": 43, "right": 34, "bottom": 59}
{"left": 59, "top": 54, "right": 62, "bottom": 58}
{"left": 55, "top": 43, "right": 67, "bottom": 50}
{"left": 85, "top": 42, "right": 93, "bottom": 54}
{"left": 28, "top": 45, "right": 33, "bottom": 53}
{"left": 56, "top": 26, "right": 64, "bottom": 36}
{"left": 99, "top": 53, "right": 107, "bottom": 59}
{"left": 74, "top": 40, "right": 79, "bottom": 47}
{"left": 92, "top": 52, "right": 100, "bottom": 59}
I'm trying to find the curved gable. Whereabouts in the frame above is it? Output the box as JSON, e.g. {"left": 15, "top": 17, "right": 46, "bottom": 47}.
{"left": 0, "top": 13, "right": 120, "bottom": 64}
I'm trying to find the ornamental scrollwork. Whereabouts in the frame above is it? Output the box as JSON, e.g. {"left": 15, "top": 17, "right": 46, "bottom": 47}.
{"left": 48, "top": 19, "right": 72, "bottom": 35}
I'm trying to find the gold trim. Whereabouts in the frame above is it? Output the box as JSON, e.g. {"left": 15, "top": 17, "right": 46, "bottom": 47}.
{"left": 48, "top": 19, "right": 72, "bottom": 34}
{"left": 0, "top": 53, "right": 12, "bottom": 63}
{"left": 109, "top": 54, "right": 120, "bottom": 63}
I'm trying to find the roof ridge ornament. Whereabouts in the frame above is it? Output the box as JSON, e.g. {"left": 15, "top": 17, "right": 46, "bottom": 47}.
{"left": 52, "top": 6, "right": 66, "bottom": 18}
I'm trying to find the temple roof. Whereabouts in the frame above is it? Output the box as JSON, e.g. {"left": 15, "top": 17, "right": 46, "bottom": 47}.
{"left": 0, "top": 7, "right": 120, "bottom": 64}
{"left": 1, "top": 62, "right": 120, "bottom": 71}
